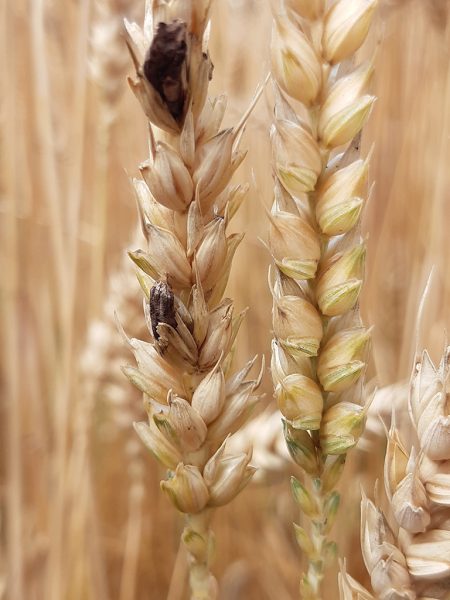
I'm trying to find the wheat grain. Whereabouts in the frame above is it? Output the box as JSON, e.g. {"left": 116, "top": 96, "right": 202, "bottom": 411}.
{"left": 122, "top": 2, "right": 263, "bottom": 597}
{"left": 268, "top": 1, "right": 377, "bottom": 596}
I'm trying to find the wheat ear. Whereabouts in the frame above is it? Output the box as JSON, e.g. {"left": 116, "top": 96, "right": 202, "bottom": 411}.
{"left": 122, "top": 2, "right": 263, "bottom": 598}
{"left": 88, "top": 0, "right": 139, "bottom": 317}
{"left": 358, "top": 344, "right": 450, "bottom": 599}
{"left": 268, "top": 1, "right": 377, "bottom": 596}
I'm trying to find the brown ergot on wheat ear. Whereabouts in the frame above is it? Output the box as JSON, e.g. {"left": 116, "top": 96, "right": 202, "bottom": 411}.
{"left": 121, "top": 1, "right": 263, "bottom": 598}
{"left": 269, "top": 0, "right": 377, "bottom": 597}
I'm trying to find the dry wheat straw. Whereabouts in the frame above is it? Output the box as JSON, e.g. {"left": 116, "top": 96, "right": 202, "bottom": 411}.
{"left": 62, "top": 3, "right": 146, "bottom": 596}
{"left": 268, "top": 1, "right": 377, "bottom": 596}
{"left": 354, "top": 344, "right": 450, "bottom": 599}
{"left": 122, "top": 2, "right": 263, "bottom": 597}
{"left": 2, "top": 0, "right": 22, "bottom": 595}
{"left": 89, "top": 0, "right": 139, "bottom": 317}
{"left": 29, "top": 0, "right": 92, "bottom": 596}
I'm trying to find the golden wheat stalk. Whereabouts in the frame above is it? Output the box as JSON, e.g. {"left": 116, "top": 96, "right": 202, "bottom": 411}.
{"left": 121, "top": 2, "right": 263, "bottom": 597}
{"left": 268, "top": 1, "right": 377, "bottom": 596}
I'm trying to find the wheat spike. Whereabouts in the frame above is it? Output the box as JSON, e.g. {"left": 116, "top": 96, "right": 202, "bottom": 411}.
{"left": 121, "top": 2, "right": 263, "bottom": 597}
{"left": 268, "top": 0, "right": 377, "bottom": 596}
{"left": 88, "top": 0, "right": 141, "bottom": 318}
{"left": 356, "top": 344, "right": 450, "bottom": 599}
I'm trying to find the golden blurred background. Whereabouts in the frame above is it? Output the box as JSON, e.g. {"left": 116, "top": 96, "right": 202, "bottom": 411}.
{"left": 1, "top": 0, "right": 449, "bottom": 598}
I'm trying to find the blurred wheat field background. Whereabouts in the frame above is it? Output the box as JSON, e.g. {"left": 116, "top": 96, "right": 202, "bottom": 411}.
{"left": 1, "top": 0, "right": 450, "bottom": 599}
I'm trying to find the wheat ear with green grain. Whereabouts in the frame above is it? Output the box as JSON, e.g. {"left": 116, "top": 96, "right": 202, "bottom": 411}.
{"left": 268, "top": 0, "right": 377, "bottom": 596}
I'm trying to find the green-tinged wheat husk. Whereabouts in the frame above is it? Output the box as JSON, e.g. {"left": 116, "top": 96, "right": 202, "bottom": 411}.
{"left": 122, "top": 2, "right": 263, "bottom": 598}
{"left": 269, "top": 0, "right": 377, "bottom": 596}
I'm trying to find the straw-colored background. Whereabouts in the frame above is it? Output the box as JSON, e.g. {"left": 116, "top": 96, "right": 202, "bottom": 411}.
{"left": 1, "top": 0, "right": 449, "bottom": 598}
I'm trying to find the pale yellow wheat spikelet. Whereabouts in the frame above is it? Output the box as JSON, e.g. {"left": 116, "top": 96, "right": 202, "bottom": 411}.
{"left": 357, "top": 345, "right": 450, "bottom": 599}
{"left": 228, "top": 410, "right": 290, "bottom": 480}
{"left": 121, "top": 2, "right": 263, "bottom": 598}
{"left": 338, "top": 559, "right": 374, "bottom": 600}
{"left": 228, "top": 384, "right": 408, "bottom": 483}
{"left": 269, "top": 0, "right": 377, "bottom": 596}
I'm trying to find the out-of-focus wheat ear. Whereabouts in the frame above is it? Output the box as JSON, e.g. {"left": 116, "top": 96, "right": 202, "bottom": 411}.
{"left": 88, "top": 0, "right": 139, "bottom": 318}
{"left": 268, "top": 0, "right": 378, "bottom": 597}
{"left": 80, "top": 232, "right": 146, "bottom": 432}
{"left": 121, "top": 1, "right": 264, "bottom": 598}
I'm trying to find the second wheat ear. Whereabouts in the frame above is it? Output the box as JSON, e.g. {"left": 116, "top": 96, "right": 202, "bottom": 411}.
{"left": 122, "top": 2, "right": 265, "bottom": 599}
{"left": 358, "top": 345, "right": 450, "bottom": 599}
{"left": 268, "top": 1, "right": 377, "bottom": 597}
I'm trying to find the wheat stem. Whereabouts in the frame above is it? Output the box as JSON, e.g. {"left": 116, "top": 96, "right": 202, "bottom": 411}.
{"left": 2, "top": 2, "right": 23, "bottom": 596}
{"left": 183, "top": 511, "right": 215, "bottom": 600}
